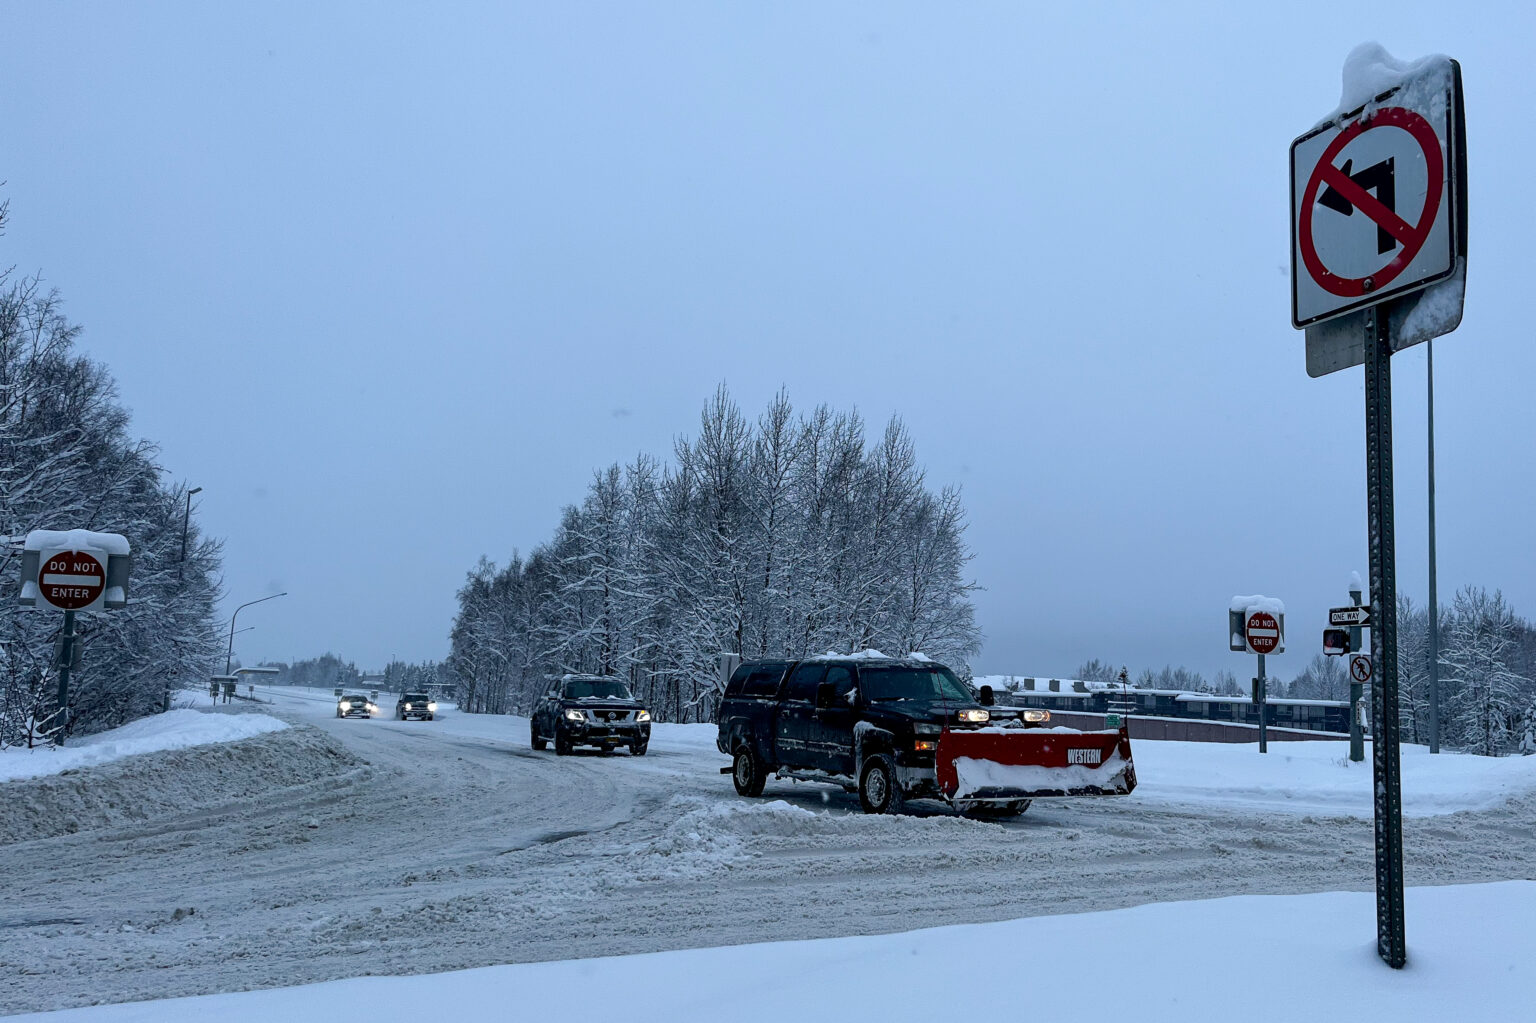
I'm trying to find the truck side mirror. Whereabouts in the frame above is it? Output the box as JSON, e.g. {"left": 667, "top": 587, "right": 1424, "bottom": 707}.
{"left": 978, "top": 685, "right": 995, "bottom": 706}
{"left": 815, "top": 681, "right": 837, "bottom": 709}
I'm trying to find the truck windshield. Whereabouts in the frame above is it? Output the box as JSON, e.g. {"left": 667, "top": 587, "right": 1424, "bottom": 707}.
{"left": 564, "top": 680, "right": 633, "bottom": 700}
{"left": 403, "top": 693, "right": 429, "bottom": 701}
{"left": 860, "top": 667, "right": 972, "bottom": 703}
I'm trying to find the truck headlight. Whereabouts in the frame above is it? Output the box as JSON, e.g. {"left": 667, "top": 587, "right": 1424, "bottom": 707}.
{"left": 636, "top": 710, "right": 651, "bottom": 723}
{"left": 427, "top": 702, "right": 437, "bottom": 712}
{"left": 1022, "top": 709, "right": 1051, "bottom": 723}
{"left": 564, "top": 709, "right": 585, "bottom": 722}
{"left": 914, "top": 739, "right": 938, "bottom": 751}
{"left": 958, "top": 709, "right": 990, "bottom": 723}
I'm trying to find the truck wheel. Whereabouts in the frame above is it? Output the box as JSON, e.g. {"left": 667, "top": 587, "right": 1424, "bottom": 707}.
{"left": 732, "top": 747, "right": 766, "bottom": 797}
{"left": 859, "top": 755, "right": 905, "bottom": 815}
{"left": 631, "top": 741, "right": 648, "bottom": 757}
{"left": 531, "top": 722, "right": 547, "bottom": 751}
{"left": 554, "top": 732, "right": 572, "bottom": 756}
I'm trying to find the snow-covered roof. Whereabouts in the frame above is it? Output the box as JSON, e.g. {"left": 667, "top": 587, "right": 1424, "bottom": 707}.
{"left": 24, "top": 528, "right": 131, "bottom": 555}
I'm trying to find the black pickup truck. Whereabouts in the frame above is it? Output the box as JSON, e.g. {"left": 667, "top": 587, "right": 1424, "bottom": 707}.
{"left": 716, "top": 655, "right": 1055, "bottom": 815}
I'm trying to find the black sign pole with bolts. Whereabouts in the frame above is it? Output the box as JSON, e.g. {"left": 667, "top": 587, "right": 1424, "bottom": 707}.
{"left": 1364, "top": 299, "right": 1407, "bottom": 969}
{"left": 1349, "top": 582, "right": 1366, "bottom": 763}
{"left": 1293, "top": 53, "right": 1466, "bottom": 971}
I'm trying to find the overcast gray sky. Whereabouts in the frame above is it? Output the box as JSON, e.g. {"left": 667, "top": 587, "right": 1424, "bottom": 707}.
{"left": 4, "top": 1, "right": 1532, "bottom": 682}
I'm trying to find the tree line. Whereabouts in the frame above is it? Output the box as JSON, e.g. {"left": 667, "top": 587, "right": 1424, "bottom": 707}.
{"left": 0, "top": 199, "right": 222, "bottom": 746}
{"left": 448, "top": 386, "right": 981, "bottom": 723}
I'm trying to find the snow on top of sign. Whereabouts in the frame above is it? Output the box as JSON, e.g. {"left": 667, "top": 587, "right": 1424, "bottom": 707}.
{"left": 1348, "top": 570, "right": 1363, "bottom": 594}
{"left": 24, "top": 529, "right": 131, "bottom": 555}
{"left": 1229, "top": 594, "right": 1285, "bottom": 615}
{"left": 1319, "top": 43, "right": 1453, "bottom": 127}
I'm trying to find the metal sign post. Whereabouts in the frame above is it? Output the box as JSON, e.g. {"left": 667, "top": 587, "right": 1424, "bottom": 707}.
{"left": 1364, "top": 301, "right": 1407, "bottom": 969}
{"left": 1348, "top": 580, "right": 1367, "bottom": 763}
{"left": 1292, "top": 53, "right": 1467, "bottom": 972}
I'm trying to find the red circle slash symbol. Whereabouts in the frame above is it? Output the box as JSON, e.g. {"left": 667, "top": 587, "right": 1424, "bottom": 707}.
{"left": 1350, "top": 655, "right": 1374, "bottom": 683}
{"left": 1245, "top": 611, "right": 1281, "bottom": 655}
{"left": 1299, "top": 106, "right": 1443, "bottom": 298}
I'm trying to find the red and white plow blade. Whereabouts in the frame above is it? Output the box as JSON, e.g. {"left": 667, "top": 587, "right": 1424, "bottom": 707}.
{"left": 935, "top": 726, "right": 1137, "bottom": 802}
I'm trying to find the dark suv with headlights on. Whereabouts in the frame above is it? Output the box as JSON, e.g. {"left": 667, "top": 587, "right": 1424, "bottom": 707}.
{"left": 396, "top": 692, "right": 437, "bottom": 721}
{"left": 336, "top": 693, "right": 376, "bottom": 719}
{"left": 531, "top": 675, "right": 652, "bottom": 756}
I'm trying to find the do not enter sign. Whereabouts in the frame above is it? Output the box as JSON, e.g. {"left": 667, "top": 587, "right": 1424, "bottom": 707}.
{"left": 38, "top": 550, "right": 107, "bottom": 611}
{"left": 1245, "top": 611, "right": 1283, "bottom": 655}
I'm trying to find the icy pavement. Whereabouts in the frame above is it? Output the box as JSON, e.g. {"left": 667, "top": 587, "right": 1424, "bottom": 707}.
{"left": 2, "top": 686, "right": 1533, "bottom": 1015}
{"left": 15, "top": 881, "right": 1535, "bottom": 1022}
{"left": 0, "top": 709, "right": 288, "bottom": 782}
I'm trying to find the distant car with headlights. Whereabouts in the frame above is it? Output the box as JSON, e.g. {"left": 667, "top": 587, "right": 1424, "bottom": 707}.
{"left": 530, "top": 675, "right": 652, "bottom": 756}
{"left": 336, "top": 693, "right": 377, "bottom": 719}
{"left": 396, "top": 692, "right": 437, "bottom": 721}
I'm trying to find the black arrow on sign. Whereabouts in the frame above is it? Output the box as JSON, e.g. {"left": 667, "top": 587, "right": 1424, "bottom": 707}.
{"left": 1317, "top": 156, "right": 1397, "bottom": 255}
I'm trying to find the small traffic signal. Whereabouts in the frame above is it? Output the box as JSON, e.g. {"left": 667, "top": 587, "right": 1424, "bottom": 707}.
{"left": 1323, "top": 628, "right": 1351, "bottom": 656}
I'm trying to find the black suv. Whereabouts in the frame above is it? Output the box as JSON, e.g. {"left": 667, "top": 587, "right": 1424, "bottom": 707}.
{"left": 531, "top": 675, "right": 652, "bottom": 756}
{"left": 396, "top": 692, "right": 437, "bottom": 721}
{"left": 717, "top": 655, "right": 1037, "bottom": 815}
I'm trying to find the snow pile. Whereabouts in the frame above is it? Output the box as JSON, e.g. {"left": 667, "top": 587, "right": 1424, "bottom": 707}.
{"left": 20, "top": 882, "right": 1534, "bottom": 1022}
{"left": 617, "top": 797, "right": 821, "bottom": 878}
{"left": 1229, "top": 594, "right": 1285, "bottom": 615}
{"left": 0, "top": 710, "right": 289, "bottom": 783}
{"left": 23, "top": 528, "right": 132, "bottom": 555}
{"left": 1322, "top": 42, "right": 1453, "bottom": 125}
{"left": 1129, "top": 739, "right": 1536, "bottom": 818}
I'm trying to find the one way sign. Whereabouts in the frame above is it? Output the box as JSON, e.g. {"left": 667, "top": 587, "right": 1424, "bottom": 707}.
{"left": 1290, "top": 62, "right": 1462, "bottom": 327}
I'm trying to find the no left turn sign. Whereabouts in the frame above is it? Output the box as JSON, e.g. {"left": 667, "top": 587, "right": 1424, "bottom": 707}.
{"left": 1291, "top": 64, "right": 1462, "bottom": 327}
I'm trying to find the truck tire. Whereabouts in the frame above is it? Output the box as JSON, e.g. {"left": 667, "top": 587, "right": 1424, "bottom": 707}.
{"left": 631, "top": 741, "right": 648, "bottom": 757}
{"left": 858, "top": 754, "right": 904, "bottom": 815}
{"left": 554, "top": 731, "right": 572, "bottom": 756}
{"left": 531, "top": 722, "right": 547, "bottom": 751}
{"left": 732, "top": 746, "right": 766, "bottom": 797}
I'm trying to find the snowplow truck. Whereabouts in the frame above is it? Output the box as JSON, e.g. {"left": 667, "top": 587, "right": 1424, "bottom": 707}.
{"left": 716, "top": 655, "right": 1136, "bottom": 816}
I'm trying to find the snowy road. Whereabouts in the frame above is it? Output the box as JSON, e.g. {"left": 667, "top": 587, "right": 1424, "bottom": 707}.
{"left": 4, "top": 687, "right": 1533, "bottom": 1015}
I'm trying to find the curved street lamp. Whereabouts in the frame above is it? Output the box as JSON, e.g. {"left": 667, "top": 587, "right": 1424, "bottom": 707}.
{"left": 225, "top": 592, "right": 287, "bottom": 674}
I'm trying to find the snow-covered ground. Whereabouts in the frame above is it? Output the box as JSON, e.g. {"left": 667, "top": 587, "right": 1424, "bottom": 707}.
{"left": 1128, "top": 737, "right": 1536, "bottom": 817}
{"left": 16, "top": 881, "right": 1532, "bottom": 1022}
{"left": 2, "top": 684, "right": 1532, "bottom": 1015}
{"left": 0, "top": 708, "right": 288, "bottom": 782}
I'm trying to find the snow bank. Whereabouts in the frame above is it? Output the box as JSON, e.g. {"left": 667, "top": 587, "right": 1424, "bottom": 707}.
{"left": 20, "top": 881, "right": 1533, "bottom": 1022}
{"left": 1128, "top": 739, "right": 1536, "bottom": 818}
{"left": 0, "top": 710, "right": 288, "bottom": 783}
{"left": 617, "top": 796, "right": 821, "bottom": 878}
{"left": 0, "top": 724, "right": 363, "bottom": 845}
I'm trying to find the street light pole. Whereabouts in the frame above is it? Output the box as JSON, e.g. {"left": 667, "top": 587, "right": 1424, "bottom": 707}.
{"left": 225, "top": 592, "right": 287, "bottom": 674}
{"left": 1427, "top": 340, "right": 1441, "bottom": 754}
{"left": 178, "top": 486, "right": 202, "bottom": 582}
